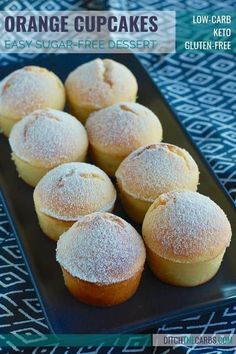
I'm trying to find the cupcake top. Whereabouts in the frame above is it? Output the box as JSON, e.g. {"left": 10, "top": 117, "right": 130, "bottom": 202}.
{"left": 86, "top": 102, "right": 163, "bottom": 156}
{"left": 65, "top": 58, "right": 138, "bottom": 109}
{"left": 116, "top": 143, "right": 199, "bottom": 202}
{"left": 33, "top": 162, "right": 116, "bottom": 221}
{"left": 9, "top": 109, "right": 88, "bottom": 168}
{"left": 0, "top": 66, "right": 65, "bottom": 121}
{"left": 142, "top": 191, "right": 232, "bottom": 263}
{"left": 56, "top": 212, "right": 146, "bottom": 284}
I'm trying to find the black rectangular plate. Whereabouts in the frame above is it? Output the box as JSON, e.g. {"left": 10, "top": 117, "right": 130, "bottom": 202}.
{"left": 0, "top": 54, "right": 235, "bottom": 334}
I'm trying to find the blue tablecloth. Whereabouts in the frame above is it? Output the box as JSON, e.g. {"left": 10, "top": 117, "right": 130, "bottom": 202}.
{"left": 0, "top": 0, "right": 236, "bottom": 353}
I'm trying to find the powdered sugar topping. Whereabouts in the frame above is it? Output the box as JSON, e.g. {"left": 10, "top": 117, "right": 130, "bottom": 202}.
{"left": 9, "top": 109, "right": 88, "bottom": 167}
{"left": 0, "top": 66, "right": 64, "bottom": 120}
{"left": 116, "top": 143, "right": 199, "bottom": 202}
{"left": 143, "top": 191, "right": 232, "bottom": 262}
{"left": 56, "top": 212, "right": 146, "bottom": 284}
{"left": 66, "top": 58, "right": 137, "bottom": 108}
{"left": 34, "top": 162, "right": 116, "bottom": 221}
{"left": 86, "top": 102, "right": 162, "bottom": 155}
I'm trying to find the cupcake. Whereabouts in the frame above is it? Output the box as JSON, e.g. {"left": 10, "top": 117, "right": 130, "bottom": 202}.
{"left": 142, "top": 191, "right": 232, "bottom": 287}
{"left": 56, "top": 212, "right": 146, "bottom": 306}
{"left": 65, "top": 58, "right": 138, "bottom": 124}
{"left": 0, "top": 66, "right": 65, "bottom": 136}
{"left": 9, "top": 109, "right": 88, "bottom": 186}
{"left": 33, "top": 162, "right": 116, "bottom": 241}
{"left": 86, "top": 102, "right": 163, "bottom": 176}
{"left": 116, "top": 143, "right": 199, "bottom": 223}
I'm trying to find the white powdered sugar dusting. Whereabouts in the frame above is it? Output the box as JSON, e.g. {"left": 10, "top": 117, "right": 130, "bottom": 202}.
{"left": 66, "top": 58, "right": 137, "bottom": 108}
{"left": 86, "top": 102, "right": 162, "bottom": 155}
{"left": 116, "top": 143, "right": 199, "bottom": 202}
{"left": 56, "top": 212, "right": 146, "bottom": 284}
{"left": 144, "top": 191, "right": 232, "bottom": 262}
{"left": 34, "top": 162, "right": 116, "bottom": 221}
{"left": 0, "top": 66, "right": 64, "bottom": 119}
{"left": 9, "top": 109, "right": 88, "bottom": 167}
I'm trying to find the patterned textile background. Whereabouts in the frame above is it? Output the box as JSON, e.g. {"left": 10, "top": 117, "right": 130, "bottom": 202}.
{"left": 0, "top": 0, "right": 236, "bottom": 354}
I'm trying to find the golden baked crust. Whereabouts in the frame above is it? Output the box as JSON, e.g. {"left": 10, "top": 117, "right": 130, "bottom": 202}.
{"left": 56, "top": 213, "right": 146, "bottom": 289}
{"left": 118, "top": 188, "right": 151, "bottom": 223}
{"left": 116, "top": 143, "right": 199, "bottom": 203}
{"left": 88, "top": 145, "right": 125, "bottom": 176}
{"left": 9, "top": 109, "right": 88, "bottom": 168}
{"left": 0, "top": 66, "right": 65, "bottom": 125}
{"left": 11, "top": 153, "right": 52, "bottom": 187}
{"left": 33, "top": 162, "right": 116, "bottom": 221}
{"left": 62, "top": 268, "right": 143, "bottom": 306}
{"left": 65, "top": 58, "right": 138, "bottom": 123}
{"left": 146, "top": 244, "right": 225, "bottom": 287}
{"left": 0, "top": 115, "right": 16, "bottom": 136}
{"left": 86, "top": 102, "right": 162, "bottom": 156}
{"left": 35, "top": 209, "right": 75, "bottom": 242}
{"left": 142, "top": 191, "right": 232, "bottom": 263}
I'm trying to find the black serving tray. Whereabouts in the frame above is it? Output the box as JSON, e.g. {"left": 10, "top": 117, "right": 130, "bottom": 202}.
{"left": 0, "top": 54, "right": 235, "bottom": 334}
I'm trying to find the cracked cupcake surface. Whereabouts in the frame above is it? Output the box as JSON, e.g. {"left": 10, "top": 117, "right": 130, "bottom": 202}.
{"left": 115, "top": 143, "right": 199, "bottom": 223}
{"left": 85, "top": 102, "right": 163, "bottom": 176}
{"left": 33, "top": 162, "right": 117, "bottom": 241}
{"left": 9, "top": 109, "right": 88, "bottom": 187}
{"left": 0, "top": 66, "right": 65, "bottom": 136}
{"left": 65, "top": 58, "right": 138, "bottom": 124}
{"left": 56, "top": 212, "right": 146, "bottom": 306}
{"left": 142, "top": 191, "right": 232, "bottom": 287}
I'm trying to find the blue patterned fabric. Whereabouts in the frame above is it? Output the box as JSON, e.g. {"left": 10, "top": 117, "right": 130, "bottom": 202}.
{"left": 139, "top": 52, "right": 236, "bottom": 203}
{"left": 0, "top": 1, "right": 236, "bottom": 353}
